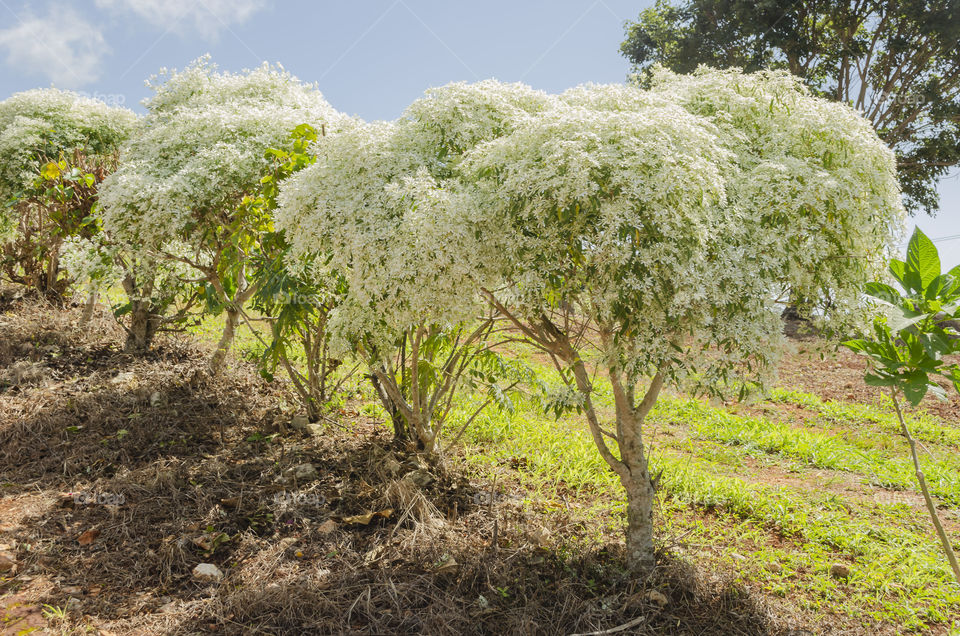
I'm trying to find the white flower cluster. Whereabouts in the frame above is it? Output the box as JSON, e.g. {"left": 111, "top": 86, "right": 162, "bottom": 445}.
{"left": 0, "top": 88, "right": 136, "bottom": 201}
{"left": 60, "top": 235, "right": 202, "bottom": 302}
{"left": 59, "top": 236, "right": 122, "bottom": 299}
{"left": 99, "top": 56, "right": 344, "bottom": 248}
{"left": 0, "top": 88, "right": 135, "bottom": 242}
{"left": 469, "top": 70, "right": 903, "bottom": 382}
{"left": 276, "top": 118, "right": 498, "bottom": 357}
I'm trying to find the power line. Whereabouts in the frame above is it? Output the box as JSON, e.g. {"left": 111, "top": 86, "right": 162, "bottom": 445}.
{"left": 898, "top": 233, "right": 960, "bottom": 247}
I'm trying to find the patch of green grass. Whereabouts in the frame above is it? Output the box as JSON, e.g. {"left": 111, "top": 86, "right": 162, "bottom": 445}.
{"left": 770, "top": 388, "right": 960, "bottom": 449}
{"left": 651, "top": 396, "right": 960, "bottom": 506}
{"left": 447, "top": 376, "right": 960, "bottom": 631}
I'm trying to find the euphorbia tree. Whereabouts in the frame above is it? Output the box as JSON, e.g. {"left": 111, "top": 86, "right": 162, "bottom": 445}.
{"left": 276, "top": 111, "right": 526, "bottom": 453}
{"left": 0, "top": 89, "right": 135, "bottom": 296}
{"left": 452, "top": 69, "right": 904, "bottom": 571}
{"left": 100, "top": 57, "right": 343, "bottom": 371}
{"left": 844, "top": 228, "right": 960, "bottom": 585}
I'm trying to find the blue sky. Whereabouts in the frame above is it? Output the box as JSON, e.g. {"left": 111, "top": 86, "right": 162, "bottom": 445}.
{"left": 0, "top": 0, "right": 956, "bottom": 263}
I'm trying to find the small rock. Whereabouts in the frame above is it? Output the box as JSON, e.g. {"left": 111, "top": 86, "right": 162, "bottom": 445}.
{"left": 192, "top": 563, "right": 223, "bottom": 583}
{"left": 290, "top": 415, "right": 310, "bottom": 431}
{"left": 149, "top": 391, "right": 162, "bottom": 407}
{"left": 830, "top": 563, "right": 851, "bottom": 580}
{"left": 766, "top": 562, "right": 783, "bottom": 574}
{"left": 382, "top": 455, "right": 402, "bottom": 476}
{"left": 293, "top": 463, "right": 319, "bottom": 481}
{"left": 110, "top": 371, "right": 136, "bottom": 385}
{"left": 434, "top": 555, "right": 458, "bottom": 573}
{"left": 364, "top": 545, "right": 386, "bottom": 564}
{"left": 305, "top": 423, "right": 325, "bottom": 436}
{"left": 404, "top": 455, "right": 429, "bottom": 472}
{"left": 0, "top": 552, "right": 15, "bottom": 573}
{"left": 316, "top": 519, "right": 338, "bottom": 535}
{"left": 65, "top": 597, "right": 82, "bottom": 612}
{"left": 477, "top": 594, "right": 489, "bottom": 609}
{"left": 62, "top": 585, "right": 83, "bottom": 597}
{"left": 402, "top": 468, "right": 435, "bottom": 488}
{"left": 527, "top": 526, "right": 551, "bottom": 548}
{"left": 730, "top": 552, "right": 747, "bottom": 562}
{"left": 645, "top": 590, "right": 669, "bottom": 607}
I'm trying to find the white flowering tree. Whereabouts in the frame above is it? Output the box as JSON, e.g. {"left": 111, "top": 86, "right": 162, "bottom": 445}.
{"left": 275, "top": 89, "right": 536, "bottom": 452}
{"left": 100, "top": 57, "right": 343, "bottom": 371}
{"left": 438, "top": 70, "right": 904, "bottom": 571}
{"left": 0, "top": 89, "right": 135, "bottom": 296}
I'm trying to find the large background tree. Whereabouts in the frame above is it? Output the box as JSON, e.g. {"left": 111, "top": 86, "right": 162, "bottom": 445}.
{"left": 621, "top": 0, "right": 960, "bottom": 216}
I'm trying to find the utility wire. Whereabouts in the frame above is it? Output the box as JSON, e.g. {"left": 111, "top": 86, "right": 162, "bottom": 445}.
{"left": 898, "top": 233, "right": 960, "bottom": 247}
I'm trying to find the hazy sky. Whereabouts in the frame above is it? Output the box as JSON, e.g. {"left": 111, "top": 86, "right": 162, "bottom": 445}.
{"left": 0, "top": 0, "right": 956, "bottom": 263}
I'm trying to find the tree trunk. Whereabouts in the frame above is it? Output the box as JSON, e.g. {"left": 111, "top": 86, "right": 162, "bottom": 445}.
{"left": 368, "top": 370, "right": 408, "bottom": 440}
{"left": 124, "top": 300, "right": 159, "bottom": 354}
{"left": 209, "top": 307, "right": 239, "bottom": 373}
{"left": 80, "top": 292, "right": 98, "bottom": 327}
{"left": 607, "top": 366, "right": 665, "bottom": 573}
{"left": 623, "top": 474, "right": 656, "bottom": 572}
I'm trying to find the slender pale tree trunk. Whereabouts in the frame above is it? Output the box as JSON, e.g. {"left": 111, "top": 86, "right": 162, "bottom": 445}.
{"left": 80, "top": 292, "right": 98, "bottom": 327}
{"left": 207, "top": 278, "right": 258, "bottom": 374}
{"left": 623, "top": 473, "right": 657, "bottom": 571}
{"left": 566, "top": 339, "right": 665, "bottom": 573}
{"left": 209, "top": 306, "right": 238, "bottom": 373}
{"left": 609, "top": 369, "right": 664, "bottom": 572}
{"left": 891, "top": 390, "right": 960, "bottom": 585}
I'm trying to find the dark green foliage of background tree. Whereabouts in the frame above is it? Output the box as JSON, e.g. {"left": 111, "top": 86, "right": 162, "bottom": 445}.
{"left": 621, "top": 0, "right": 960, "bottom": 216}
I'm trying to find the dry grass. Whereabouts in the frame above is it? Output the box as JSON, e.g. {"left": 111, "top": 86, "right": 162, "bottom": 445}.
{"left": 0, "top": 289, "right": 805, "bottom": 635}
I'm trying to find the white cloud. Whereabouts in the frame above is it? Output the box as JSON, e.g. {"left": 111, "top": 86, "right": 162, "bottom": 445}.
{"left": 95, "top": 0, "right": 269, "bottom": 37}
{"left": 0, "top": 7, "right": 107, "bottom": 88}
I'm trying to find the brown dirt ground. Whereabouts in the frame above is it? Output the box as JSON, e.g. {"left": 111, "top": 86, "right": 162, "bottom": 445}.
{"left": 777, "top": 341, "right": 960, "bottom": 423}
{"left": 0, "top": 291, "right": 810, "bottom": 635}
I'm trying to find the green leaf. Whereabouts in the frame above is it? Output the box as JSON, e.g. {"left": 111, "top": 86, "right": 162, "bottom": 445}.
{"left": 864, "top": 372, "right": 895, "bottom": 387}
{"left": 885, "top": 308, "right": 930, "bottom": 334}
{"left": 889, "top": 259, "right": 906, "bottom": 287}
{"left": 842, "top": 339, "right": 870, "bottom": 354}
{"left": 864, "top": 282, "right": 901, "bottom": 306}
{"left": 901, "top": 371, "right": 930, "bottom": 406}
{"left": 906, "top": 227, "right": 940, "bottom": 290}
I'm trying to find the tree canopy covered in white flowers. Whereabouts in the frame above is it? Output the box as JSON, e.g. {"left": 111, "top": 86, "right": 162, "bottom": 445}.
{"left": 276, "top": 97, "right": 531, "bottom": 450}
{"left": 278, "top": 69, "right": 903, "bottom": 570}
{"left": 0, "top": 89, "right": 135, "bottom": 294}
{"left": 466, "top": 68, "right": 902, "bottom": 570}
{"left": 100, "top": 57, "right": 343, "bottom": 370}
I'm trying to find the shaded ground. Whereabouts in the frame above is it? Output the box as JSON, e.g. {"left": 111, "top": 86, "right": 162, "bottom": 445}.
{"left": 0, "top": 292, "right": 800, "bottom": 635}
